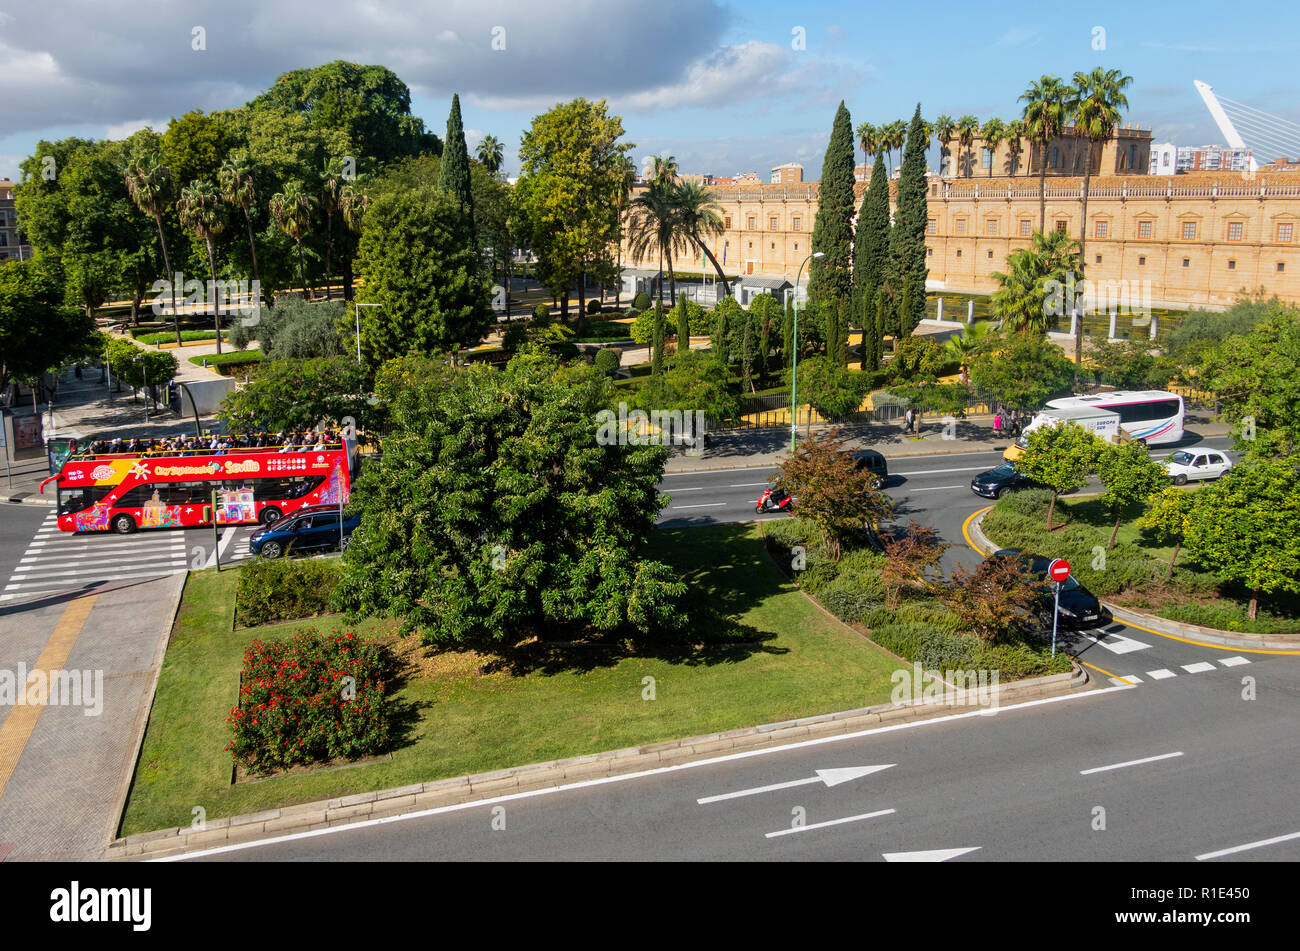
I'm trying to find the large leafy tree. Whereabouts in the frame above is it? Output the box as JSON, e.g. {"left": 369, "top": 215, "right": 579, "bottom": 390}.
{"left": 1070, "top": 66, "right": 1132, "bottom": 363}
{"left": 808, "top": 101, "right": 856, "bottom": 311}
{"left": 968, "top": 333, "right": 1075, "bottom": 415}
{"left": 1184, "top": 460, "right": 1300, "bottom": 620}
{"left": 334, "top": 349, "right": 686, "bottom": 643}
{"left": 853, "top": 152, "right": 890, "bottom": 370}
{"left": 1198, "top": 309, "right": 1300, "bottom": 460}
{"left": 0, "top": 262, "right": 96, "bottom": 397}
{"left": 943, "top": 558, "right": 1046, "bottom": 644}
{"left": 228, "top": 297, "right": 347, "bottom": 359}
{"left": 776, "top": 430, "right": 894, "bottom": 560}
{"left": 888, "top": 105, "right": 930, "bottom": 338}
{"left": 352, "top": 184, "right": 491, "bottom": 362}
{"left": 161, "top": 110, "right": 234, "bottom": 187}
{"left": 1019, "top": 75, "right": 1072, "bottom": 232}
{"left": 516, "top": 99, "right": 634, "bottom": 324}
{"left": 217, "top": 355, "right": 371, "bottom": 434}
{"left": 1094, "top": 440, "right": 1170, "bottom": 548}
{"left": 1016, "top": 422, "right": 1105, "bottom": 529}
{"left": 991, "top": 228, "right": 1080, "bottom": 334}
{"left": 1139, "top": 487, "right": 1197, "bottom": 580}
{"left": 880, "top": 521, "right": 950, "bottom": 610}
{"left": 635, "top": 350, "right": 740, "bottom": 424}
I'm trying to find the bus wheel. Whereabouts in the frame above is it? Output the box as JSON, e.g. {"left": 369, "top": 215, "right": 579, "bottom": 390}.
{"left": 111, "top": 514, "right": 136, "bottom": 535}
{"left": 261, "top": 541, "right": 283, "bottom": 559}
{"left": 258, "top": 507, "right": 283, "bottom": 525}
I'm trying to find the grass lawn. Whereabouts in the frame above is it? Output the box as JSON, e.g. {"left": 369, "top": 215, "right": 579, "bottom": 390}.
{"left": 119, "top": 523, "right": 902, "bottom": 836}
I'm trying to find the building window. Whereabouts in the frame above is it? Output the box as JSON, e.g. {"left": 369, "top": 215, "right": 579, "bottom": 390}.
{"left": 748, "top": 242, "right": 752, "bottom": 250}
{"left": 927, "top": 219, "right": 937, "bottom": 234}
{"left": 1278, "top": 223, "right": 1294, "bottom": 243}
{"left": 1138, "top": 256, "right": 1146, "bottom": 266}
{"left": 1095, "top": 220, "right": 1108, "bottom": 238}
{"left": 1228, "top": 260, "right": 1236, "bottom": 270}
{"left": 956, "top": 219, "right": 967, "bottom": 234}
{"left": 770, "top": 242, "right": 775, "bottom": 250}
{"left": 793, "top": 216, "right": 802, "bottom": 230}
{"left": 986, "top": 219, "right": 998, "bottom": 235}
{"left": 982, "top": 148, "right": 993, "bottom": 171}
{"left": 747, "top": 216, "right": 756, "bottom": 230}
{"left": 1050, "top": 147, "right": 1059, "bottom": 169}
{"left": 724, "top": 216, "right": 731, "bottom": 229}
{"left": 987, "top": 250, "right": 993, "bottom": 259}
{"left": 0, "top": 234, "right": 6, "bottom": 247}
{"left": 1227, "top": 222, "right": 1243, "bottom": 241}
{"left": 1181, "top": 222, "right": 1197, "bottom": 240}
{"left": 956, "top": 250, "right": 962, "bottom": 258}
{"left": 1138, "top": 220, "right": 1153, "bottom": 239}
{"left": 794, "top": 243, "right": 799, "bottom": 251}
{"left": 1054, "top": 219, "right": 1067, "bottom": 233}
{"left": 1020, "top": 220, "right": 1032, "bottom": 236}
{"left": 1095, "top": 255, "right": 1102, "bottom": 264}
{"left": 1182, "top": 258, "right": 1190, "bottom": 267}
{"left": 1279, "top": 262, "right": 1286, "bottom": 272}
{"left": 926, "top": 248, "right": 933, "bottom": 257}
{"left": 769, "top": 217, "right": 778, "bottom": 230}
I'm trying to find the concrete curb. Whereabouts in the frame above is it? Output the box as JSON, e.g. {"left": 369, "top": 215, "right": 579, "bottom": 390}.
{"left": 107, "top": 663, "right": 1087, "bottom": 860}
{"left": 969, "top": 508, "right": 1298, "bottom": 651}
{"left": 3, "top": 495, "right": 55, "bottom": 507}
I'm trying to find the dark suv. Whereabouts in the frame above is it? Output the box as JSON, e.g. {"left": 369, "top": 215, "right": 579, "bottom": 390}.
{"left": 248, "top": 505, "right": 361, "bottom": 559}
{"left": 852, "top": 449, "right": 890, "bottom": 489}
{"left": 970, "top": 462, "right": 1041, "bottom": 499}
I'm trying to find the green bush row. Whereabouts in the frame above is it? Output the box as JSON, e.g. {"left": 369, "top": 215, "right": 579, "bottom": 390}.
{"left": 234, "top": 556, "right": 343, "bottom": 628}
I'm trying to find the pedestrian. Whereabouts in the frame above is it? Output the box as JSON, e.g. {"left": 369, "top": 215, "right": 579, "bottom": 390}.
{"left": 904, "top": 407, "right": 916, "bottom": 434}
{"left": 993, "top": 411, "right": 1003, "bottom": 437}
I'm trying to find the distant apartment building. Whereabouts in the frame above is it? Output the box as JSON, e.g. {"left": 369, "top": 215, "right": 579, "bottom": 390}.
{"left": 0, "top": 179, "right": 33, "bottom": 261}
{"left": 770, "top": 163, "right": 803, "bottom": 184}
{"left": 733, "top": 172, "right": 761, "bottom": 184}
{"left": 1149, "top": 142, "right": 1177, "bottom": 176}
{"left": 1177, "top": 145, "right": 1252, "bottom": 173}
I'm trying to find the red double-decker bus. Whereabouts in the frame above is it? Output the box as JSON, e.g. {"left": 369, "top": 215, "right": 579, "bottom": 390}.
{"left": 40, "top": 436, "right": 358, "bottom": 534}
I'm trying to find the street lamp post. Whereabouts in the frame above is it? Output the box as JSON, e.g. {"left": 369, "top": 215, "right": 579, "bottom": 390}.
{"left": 354, "top": 302, "right": 381, "bottom": 364}
{"left": 790, "top": 251, "right": 824, "bottom": 455}
{"left": 133, "top": 356, "right": 150, "bottom": 425}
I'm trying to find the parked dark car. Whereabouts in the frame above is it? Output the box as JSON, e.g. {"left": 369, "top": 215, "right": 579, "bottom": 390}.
{"left": 248, "top": 505, "right": 361, "bottom": 559}
{"left": 988, "top": 549, "right": 1111, "bottom": 628}
{"left": 970, "top": 462, "right": 1041, "bottom": 499}
{"left": 852, "top": 449, "right": 890, "bottom": 489}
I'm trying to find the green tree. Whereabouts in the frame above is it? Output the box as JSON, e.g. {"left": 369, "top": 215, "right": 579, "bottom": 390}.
{"left": 809, "top": 101, "right": 856, "bottom": 311}
{"left": 955, "top": 114, "right": 979, "bottom": 178}
{"left": 777, "top": 430, "right": 894, "bottom": 560}
{"left": 969, "top": 334, "right": 1075, "bottom": 413}
{"left": 636, "top": 350, "right": 740, "bottom": 424}
{"left": 161, "top": 110, "right": 234, "bottom": 189}
{"left": 437, "top": 93, "right": 476, "bottom": 249}
{"left": 942, "top": 320, "right": 997, "bottom": 384}
{"left": 887, "top": 334, "right": 947, "bottom": 383}
{"left": 1086, "top": 338, "right": 1157, "bottom": 390}
{"left": 106, "top": 337, "right": 178, "bottom": 396}
{"left": 651, "top": 303, "right": 666, "bottom": 375}
{"left": 1139, "top": 487, "right": 1198, "bottom": 580}
{"left": 124, "top": 151, "right": 184, "bottom": 345}
{"left": 676, "top": 296, "right": 690, "bottom": 354}
{"left": 627, "top": 178, "right": 688, "bottom": 310}
{"left": 933, "top": 115, "right": 955, "bottom": 177}
{"left": 177, "top": 179, "right": 229, "bottom": 353}
{"left": 0, "top": 262, "right": 96, "bottom": 397}
{"left": 352, "top": 185, "right": 492, "bottom": 362}
{"left": 795, "top": 356, "right": 869, "bottom": 421}
{"left": 1019, "top": 75, "right": 1072, "bottom": 232}
{"left": 888, "top": 105, "right": 930, "bottom": 336}
{"left": 1095, "top": 440, "right": 1169, "bottom": 548}
{"left": 1198, "top": 309, "right": 1300, "bottom": 460}
{"left": 335, "top": 349, "right": 685, "bottom": 643}
{"left": 880, "top": 520, "right": 950, "bottom": 610}
{"left": 269, "top": 180, "right": 315, "bottom": 299}
{"left": 1016, "top": 422, "right": 1105, "bottom": 529}
{"left": 943, "top": 557, "right": 1046, "bottom": 643}
{"left": 991, "top": 228, "right": 1081, "bottom": 334}
{"left": 219, "top": 150, "right": 263, "bottom": 292}
{"left": 853, "top": 152, "right": 889, "bottom": 368}
{"left": 713, "top": 297, "right": 742, "bottom": 365}
{"left": 217, "top": 355, "right": 371, "bottom": 433}
{"left": 980, "top": 118, "right": 1006, "bottom": 177}
{"left": 1184, "top": 460, "right": 1300, "bottom": 620}
{"left": 476, "top": 134, "right": 504, "bottom": 173}
{"left": 229, "top": 297, "right": 347, "bottom": 359}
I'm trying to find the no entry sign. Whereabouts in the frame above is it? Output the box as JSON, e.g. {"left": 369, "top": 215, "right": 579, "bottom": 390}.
{"left": 1048, "top": 558, "right": 1071, "bottom": 583}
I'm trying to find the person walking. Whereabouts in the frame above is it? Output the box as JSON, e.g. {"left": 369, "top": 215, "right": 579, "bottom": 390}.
{"left": 993, "top": 410, "right": 1003, "bottom": 438}
{"left": 904, "top": 407, "right": 916, "bottom": 435}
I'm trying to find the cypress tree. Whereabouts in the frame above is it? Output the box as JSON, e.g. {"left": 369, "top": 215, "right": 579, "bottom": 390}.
{"left": 853, "top": 153, "right": 890, "bottom": 322}
{"left": 741, "top": 309, "right": 755, "bottom": 393}
{"left": 438, "top": 93, "right": 476, "bottom": 244}
{"left": 837, "top": 296, "right": 851, "bottom": 366}
{"left": 887, "top": 104, "right": 929, "bottom": 338}
{"left": 677, "top": 297, "right": 690, "bottom": 354}
{"left": 757, "top": 311, "right": 771, "bottom": 387}
{"left": 875, "top": 288, "right": 889, "bottom": 362}
{"left": 809, "top": 101, "right": 856, "bottom": 311}
{"left": 824, "top": 299, "right": 839, "bottom": 363}
{"left": 652, "top": 303, "right": 665, "bottom": 375}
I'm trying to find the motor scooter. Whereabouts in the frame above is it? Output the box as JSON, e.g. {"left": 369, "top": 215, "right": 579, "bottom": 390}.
{"left": 755, "top": 486, "right": 795, "bottom": 514}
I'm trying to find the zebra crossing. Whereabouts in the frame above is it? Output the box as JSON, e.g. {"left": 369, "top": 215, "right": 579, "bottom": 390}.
{"left": 0, "top": 512, "right": 257, "bottom": 603}
{"left": 1108, "top": 656, "right": 1252, "bottom": 687}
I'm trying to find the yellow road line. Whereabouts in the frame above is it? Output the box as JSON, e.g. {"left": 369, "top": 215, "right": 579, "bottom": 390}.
{"left": 1075, "top": 657, "right": 1138, "bottom": 684}
{"left": 961, "top": 506, "right": 994, "bottom": 556}
{"left": 0, "top": 595, "right": 98, "bottom": 799}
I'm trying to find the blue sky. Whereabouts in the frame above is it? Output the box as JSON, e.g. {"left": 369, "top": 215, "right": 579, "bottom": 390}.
{"left": 2, "top": 0, "right": 1298, "bottom": 182}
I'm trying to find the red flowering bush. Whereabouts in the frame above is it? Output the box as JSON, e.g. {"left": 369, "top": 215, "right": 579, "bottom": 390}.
{"left": 226, "top": 629, "right": 390, "bottom": 774}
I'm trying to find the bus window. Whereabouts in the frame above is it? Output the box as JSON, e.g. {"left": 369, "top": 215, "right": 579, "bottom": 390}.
{"left": 58, "top": 485, "right": 111, "bottom": 516}
{"left": 115, "top": 484, "right": 156, "bottom": 508}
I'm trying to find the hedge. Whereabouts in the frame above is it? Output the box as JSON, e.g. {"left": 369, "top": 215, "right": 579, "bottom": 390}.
{"left": 234, "top": 556, "right": 343, "bottom": 628}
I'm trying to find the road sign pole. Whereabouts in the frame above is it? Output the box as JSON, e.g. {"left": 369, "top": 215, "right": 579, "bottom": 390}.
{"left": 212, "top": 490, "right": 221, "bottom": 572}
{"left": 1051, "top": 582, "right": 1061, "bottom": 657}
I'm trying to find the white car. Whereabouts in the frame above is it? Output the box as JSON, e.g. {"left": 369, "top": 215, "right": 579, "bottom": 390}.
{"left": 1164, "top": 449, "right": 1232, "bottom": 485}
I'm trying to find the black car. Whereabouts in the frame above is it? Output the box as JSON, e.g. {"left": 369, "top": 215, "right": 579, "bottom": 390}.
{"left": 852, "top": 449, "right": 890, "bottom": 489}
{"left": 248, "top": 505, "right": 361, "bottom": 559}
{"left": 988, "top": 549, "right": 1111, "bottom": 628}
{"left": 970, "top": 462, "right": 1040, "bottom": 499}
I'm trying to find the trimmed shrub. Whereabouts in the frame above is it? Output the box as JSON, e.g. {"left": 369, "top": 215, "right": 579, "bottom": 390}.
{"left": 502, "top": 321, "right": 527, "bottom": 353}
{"left": 533, "top": 304, "right": 551, "bottom": 323}
{"left": 225, "top": 629, "right": 390, "bottom": 774}
{"left": 235, "top": 556, "right": 343, "bottom": 628}
{"left": 587, "top": 298, "right": 603, "bottom": 315}
{"left": 633, "top": 291, "right": 651, "bottom": 311}
{"left": 819, "top": 579, "right": 880, "bottom": 625}
{"left": 593, "top": 348, "right": 620, "bottom": 377}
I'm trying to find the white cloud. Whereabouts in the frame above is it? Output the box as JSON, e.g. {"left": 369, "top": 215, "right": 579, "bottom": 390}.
{"left": 105, "top": 118, "right": 166, "bottom": 139}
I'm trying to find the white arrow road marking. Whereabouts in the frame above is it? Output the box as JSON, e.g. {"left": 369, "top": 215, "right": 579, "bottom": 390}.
{"left": 1197, "top": 829, "right": 1300, "bottom": 861}
{"left": 1078, "top": 630, "right": 1151, "bottom": 654}
{"left": 765, "top": 808, "right": 895, "bottom": 838}
{"left": 698, "top": 765, "right": 895, "bottom": 804}
{"left": 883, "top": 847, "right": 981, "bottom": 863}
{"left": 1182, "top": 662, "right": 1215, "bottom": 673}
{"left": 1219, "top": 656, "right": 1250, "bottom": 667}
{"left": 1080, "top": 751, "right": 1183, "bottom": 775}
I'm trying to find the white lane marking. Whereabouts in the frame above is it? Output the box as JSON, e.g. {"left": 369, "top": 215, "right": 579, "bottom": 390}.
{"left": 159, "top": 682, "right": 1137, "bottom": 861}
{"left": 1108, "top": 677, "right": 1135, "bottom": 687}
{"left": 1146, "top": 669, "right": 1177, "bottom": 680}
{"left": 883, "top": 847, "right": 981, "bottom": 863}
{"left": 217, "top": 526, "right": 239, "bottom": 563}
{"left": 8, "top": 561, "right": 185, "bottom": 580}
{"left": 19, "top": 545, "right": 185, "bottom": 564}
{"left": 908, "top": 485, "right": 967, "bottom": 492}
{"left": 1219, "top": 656, "right": 1250, "bottom": 668}
{"left": 1078, "top": 631, "right": 1151, "bottom": 655}
{"left": 1196, "top": 829, "right": 1300, "bottom": 861}
{"left": 667, "top": 503, "right": 727, "bottom": 510}
{"left": 1080, "top": 751, "right": 1184, "bottom": 775}
{"left": 697, "top": 765, "right": 895, "bottom": 804}
{"left": 663, "top": 486, "right": 705, "bottom": 492}
{"left": 0, "top": 568, "right": 186, "bottom": 598}
{"left": 205, "top": 527, "right": 236, "bottom": 569}
{"left": 894, "top": 466, "right": 996, "bottom": 476}
{"left": 1181, "top": 662, "right": 1216, "bottom": 674}
{"left": 729, "top": 482, "right": 773, "bottom": 488}
{"left": 765, "top": 808, "right": 896, "bottom": 839}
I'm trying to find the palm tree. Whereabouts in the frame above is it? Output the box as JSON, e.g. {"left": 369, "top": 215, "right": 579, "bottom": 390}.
{"left": 218, "top": 151, "right": 261, "bottom": 303}
{"left": 476, "top": 134, "right": 504, "bottom": 174}
{"left": 1020, "top": 75, "right": 1073, "bottom": 232}
{"left": 611, "top": 155, "right": 636, "bottom": 311}
{"left": 627, "top": 179, "right": 690, "bottom": 309}
{"left": 881, "top": 120, "right": 907, "bottom": 175}
{"left": 981, "top": 118, "right": 1006, "bottom": 178}
{"left": 942, "top": 319, "right": 998, "bottom": 383}
{"left": 650, "top": 154, "right": 678, "bottom": 185}
{"left": 177, "top": 179, "right": 228, "bottom": 354}
{"left": 1003, "top": 119, "right": 1027, "bottom": 175}
{"left": 955, "top": 116, "right": 980, "bottom": 178}
{"left": 270, "top": 181, "right": 315, "bottom": 300}
{"left": 1071, "top": 67, "right": 1132, "bottom": 362}
{"left": 933, "top": 115, "right": 955, "bottom": 178}
{"left": 856, "top": 122, "right": 878, "bottom": 172}
{"left": 339, "top": 181, "right": 370, "bottom": 302}
{"left": 319, "top": 159, "right": 347, "bottom": 301}
{"left": 124, "top": 153, "right": 183, "bottom": 346}
{"left": 673, "top": 180, "right": 731, "bottom": 300}
{"left": 990, "top": 228, "right": 1080, "bottom": 334}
